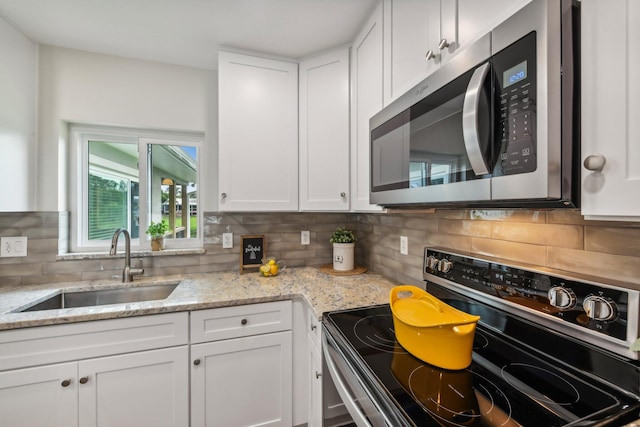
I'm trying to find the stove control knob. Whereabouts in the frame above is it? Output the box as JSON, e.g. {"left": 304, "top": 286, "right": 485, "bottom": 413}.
{"left": 548, "top": 286, "right": 577, "bottom": 310}
{"left": 583, "top": 295, "right": 618, "bottom": 321}
{"left": 438, "top": 259, "right": 453, "bottom": 273}
{"left": 426, "top": 255, "right": 439, "bottom": 270}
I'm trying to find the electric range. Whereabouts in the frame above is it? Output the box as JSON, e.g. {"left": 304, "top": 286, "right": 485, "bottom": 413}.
{"left": 322, "top": 248, "right": 640, "bottom": 427}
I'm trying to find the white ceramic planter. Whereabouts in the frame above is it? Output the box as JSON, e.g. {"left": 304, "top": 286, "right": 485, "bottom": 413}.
{"left": 333, "top": 242, "right": 355, "bottom": 271}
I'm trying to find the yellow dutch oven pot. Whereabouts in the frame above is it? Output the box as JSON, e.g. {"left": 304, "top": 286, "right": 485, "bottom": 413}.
{"left": 390, "top": 285, "right": 481, "bottom": 370}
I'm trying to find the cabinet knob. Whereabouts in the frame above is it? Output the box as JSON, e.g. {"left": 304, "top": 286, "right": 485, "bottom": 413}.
{"left": 310, "top": 324, "right": 317, "bottom": 331}
{"left": 193, "top": 359, "right": 201, "bottom": 366}
{"left": 583, "top": 154, "right": 606, "bottom": 172}
{"left": 438, "top": 38, "right": 450, "bottom": 50}
{"left": 61, "top": 379, "right": 71, "bottom": 387}
{"left": 221, "top": 192, "right": 227, "bottom": 199}
{"left": 79, "top": 376, "right": 89, "bottom": 385}
{"left": 340, "top": 192, "right": 346, "bottom": 198}
{"left": 425, "top": 50, "right": 437, "bottom": 61}
{"left": 241, "top": 318, "right": 248, "bottom": 325}
{"left": 315, "top": 371, "right": 322, "bottom": 379}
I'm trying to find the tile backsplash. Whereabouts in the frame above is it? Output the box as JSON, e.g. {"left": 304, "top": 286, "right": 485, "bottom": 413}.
{"left": 1, "top": 209, "right": 640, "bottom": 290}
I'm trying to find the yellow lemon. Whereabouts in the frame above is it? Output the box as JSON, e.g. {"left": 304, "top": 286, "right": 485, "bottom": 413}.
{"left": 268, "top": 259, "right": 276, "bottom": 266}
{"left": 270, "top": 264, "right": 279, "bottom": 275}
{"left": 259, "top": 264, "right": 271, "bottom": 276}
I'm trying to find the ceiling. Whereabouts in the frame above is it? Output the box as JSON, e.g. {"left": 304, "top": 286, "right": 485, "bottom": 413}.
{"left": 0, "top": 0, "right": 378, "bottom": 70}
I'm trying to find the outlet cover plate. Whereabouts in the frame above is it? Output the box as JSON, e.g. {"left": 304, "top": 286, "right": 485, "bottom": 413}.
{"left": 301, "top": 230, "right": 310, "bottom": 245}
{"left": 400, "top": 236, "right": 408, "bottom": 255}
{"left": 1, "top": 236, "right": 28, "bottom": 257}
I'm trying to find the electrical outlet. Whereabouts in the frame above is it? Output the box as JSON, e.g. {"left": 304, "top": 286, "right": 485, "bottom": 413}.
{"left": 222, "top": 232, "right": 233, "bottom": 249}
{"left": 400, "top": 235, "right": 408, "bottom": 255}
{"left": 301, "top": 230, "right": 310, "bottom": 245}
{"left": 1, "top": 236, "right": 28, "bottom": 257}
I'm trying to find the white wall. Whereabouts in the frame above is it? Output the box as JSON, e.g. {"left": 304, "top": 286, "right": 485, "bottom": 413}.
{"left": 0, "top": 16, "right": 37, "bottom": 211}
{"left": 37, "top": 46, "right": 218, "bottom": 212}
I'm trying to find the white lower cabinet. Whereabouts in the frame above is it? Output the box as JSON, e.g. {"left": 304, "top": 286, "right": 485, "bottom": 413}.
{"left": 306, "top": 309, "right": 348, "bottom": 427}
{"left": 0, "top": 362, "right": 78, "bottom": 427}
{"left": 0, "top": 313, "right": 190, "bottom": 427}
{"left": 78, "top": 346, "right": 189, "bottom": 427}
{"left": 190, "top": 301, "right": 293, "bottom": 427}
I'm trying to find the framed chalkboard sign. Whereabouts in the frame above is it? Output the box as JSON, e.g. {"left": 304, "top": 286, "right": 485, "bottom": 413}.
{"left": 240, "top": 235, "right": 265, "bottom": 273}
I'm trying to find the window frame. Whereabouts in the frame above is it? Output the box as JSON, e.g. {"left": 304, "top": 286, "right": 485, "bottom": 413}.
{"left": 70, "top": 124, "right": 203, "bottom": 253}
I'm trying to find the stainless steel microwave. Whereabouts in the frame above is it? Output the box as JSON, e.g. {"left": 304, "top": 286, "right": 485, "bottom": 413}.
{"left": 370, "top": 0, "right": 580, "bottom": 208}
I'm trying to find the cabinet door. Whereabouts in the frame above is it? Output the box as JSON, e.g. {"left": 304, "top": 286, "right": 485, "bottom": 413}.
{"left": 350, "top": 2, "right": 385, "bottom": 212}
{"left": 0, "top": 362, "right": 78, "bottom": 427}
{"left": 386, "top": 0, "right": 439, "bottom": 100}
{"left": 581, "top": 0, "right": 640, "bottom": 220}
{"left": 299, "top": 48, "right": 350, "bottom": 211}
{"left": 307, "top": 336, "right": 323, "bottom": 427}
{"left": 78, "top": 346, "right": 189, "bottom": 427}
{"left": 191, "top": 331, "right": 293, "bottom": 427}
{"left": 218, "top": 51, "right": 298, "bottom": 211}
{"left": 457, "top": 0, "right": 531, "bottom": 48}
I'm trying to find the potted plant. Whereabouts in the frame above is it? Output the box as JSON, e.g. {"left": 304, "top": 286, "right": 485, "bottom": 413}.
{"left": 146, "top": 220, "right": 168, "bottom": 251}
{"left": 330, "top": 226, "right": 356, "bottom": 271}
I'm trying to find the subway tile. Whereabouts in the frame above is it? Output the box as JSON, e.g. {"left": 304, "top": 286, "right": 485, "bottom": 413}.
{"left": 548, "top": 247, "right": 640, "bottom": 286}
{"left": 22, "top": 272, "right": 83, "bottom": 285}
{"left": 438, "top": 219, "right": 492, "bottom": 238}
{"left": 469, "top": 209, "right": 547, "bottom": 223}
{"left": 471, "top": 238, "right": 547, "bottom": 265}
{"left": 491, "top": 222, "right": 583, "bottom": 249}
{"left": 585, "top": 226, "right": 640, "bottom": 257}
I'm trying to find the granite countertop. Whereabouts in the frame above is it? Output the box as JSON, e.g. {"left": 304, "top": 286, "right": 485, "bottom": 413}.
{"left": 0, "top": 267, "right": 400, "bottom": 330}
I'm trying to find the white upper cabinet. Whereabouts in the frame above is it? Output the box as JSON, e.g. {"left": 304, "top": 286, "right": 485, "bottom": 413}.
{"left": 581, "top": 0, "right": 640, "bottom": 221}
{"left": 299, "top": 48, "right": 350, "bottom": 211}
{"left": 385, "top": 0, "right": 532, "bottom": 103}
{"left": 350, "top": 2, "right": 385, "bottom": 212}
{"left": 384, "top": 0, "right": 458, "bottom": 102}
{"left": 457, "top": 0, "right": 532, "bottom": 48}
{"left": 218, "top": 51, "right": 299, "bottom": 211}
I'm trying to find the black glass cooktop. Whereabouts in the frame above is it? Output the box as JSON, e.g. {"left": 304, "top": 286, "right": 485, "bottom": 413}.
{"left": 324, "top": 302, "right": 640, "bottom": 427}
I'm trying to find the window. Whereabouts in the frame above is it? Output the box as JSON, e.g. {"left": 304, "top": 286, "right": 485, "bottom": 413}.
{"left": 70, "top": 125, "right": 202, "bottom": 252}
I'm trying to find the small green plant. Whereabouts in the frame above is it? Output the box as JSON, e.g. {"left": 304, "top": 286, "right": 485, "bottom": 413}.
{"left": 330, "top": 226, "right": 356, "bottom": 244}
{"left": 146, "top": 220, "right": 168, "bottom": 238}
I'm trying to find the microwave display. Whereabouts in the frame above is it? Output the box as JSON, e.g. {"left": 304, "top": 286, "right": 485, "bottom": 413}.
{"left": 503, "top": 60, "right": 527, "bottom": 88}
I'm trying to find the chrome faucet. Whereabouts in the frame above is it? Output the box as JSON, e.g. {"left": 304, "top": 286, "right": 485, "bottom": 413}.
{"left": 110, "top": 228, "right": 144, "bottom": 282}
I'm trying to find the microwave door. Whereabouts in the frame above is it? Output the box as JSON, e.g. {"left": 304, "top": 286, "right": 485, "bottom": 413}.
{"left": 462, "top": 62, "right": 493, "bottom": 175}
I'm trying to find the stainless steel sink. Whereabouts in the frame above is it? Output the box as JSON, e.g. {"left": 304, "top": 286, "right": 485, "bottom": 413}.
{"left": 19, "top": 283, "right": 179, "bottom": 312}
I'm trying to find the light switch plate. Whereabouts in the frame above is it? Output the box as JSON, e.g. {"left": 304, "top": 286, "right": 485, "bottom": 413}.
{"left": 1, "top": 236, "right": 28, "bottom": 257}
{"left": 222, "top": 232, "right": 233, "bottom": 249}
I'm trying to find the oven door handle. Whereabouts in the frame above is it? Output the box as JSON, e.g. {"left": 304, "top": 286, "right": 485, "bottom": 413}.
{"left": 462, "top": 61, "right": 491, "bottom": 175}
{"left": 322, "top": 331, "right": 373, "bottom": 427}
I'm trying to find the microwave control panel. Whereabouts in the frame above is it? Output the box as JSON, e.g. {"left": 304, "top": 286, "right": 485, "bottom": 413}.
{"left": 493, "top": 32, "right": 537, "bottom": 177}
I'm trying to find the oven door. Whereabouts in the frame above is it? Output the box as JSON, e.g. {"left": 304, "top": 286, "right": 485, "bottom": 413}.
{"left": 369, "top": 33, "right": 494, "bottom": 207}
{"left": 322, "top": 325, "right": 412, "bottom": 427}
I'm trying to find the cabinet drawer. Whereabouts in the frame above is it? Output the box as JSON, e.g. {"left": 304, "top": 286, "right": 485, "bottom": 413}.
{"left": 190, "top": 300, "right": 292, "bottom": 344}
{"left": 0, "top": 312, "right": 189, "bottom": 371}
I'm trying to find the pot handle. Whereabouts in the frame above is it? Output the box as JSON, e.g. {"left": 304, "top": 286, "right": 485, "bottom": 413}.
{"left": 390, "top": 285, "right": 443, "bottom": 313}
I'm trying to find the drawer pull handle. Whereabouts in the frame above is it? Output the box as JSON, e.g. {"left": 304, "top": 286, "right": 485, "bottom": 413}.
{"left": 79, "top": 376, "right": 89, "bottom": 385}
{"left": 311, "top": 324, "right": 317, "bottom": 331}
{"left": 315, "top": 371, "right": 322, "bottom": 379}
{"left": 193, "top": 359, "right": 201, "bottom": 366}
{"left": 241, "top": 318, "right": 248, "bottom": 325}
{"left": 61, "top": 379, "right": 71, "bottom": 387}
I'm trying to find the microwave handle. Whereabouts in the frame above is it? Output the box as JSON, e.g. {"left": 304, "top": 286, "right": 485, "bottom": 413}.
{"left": 462, "top": 62, "right": 491, "bottom": 175}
